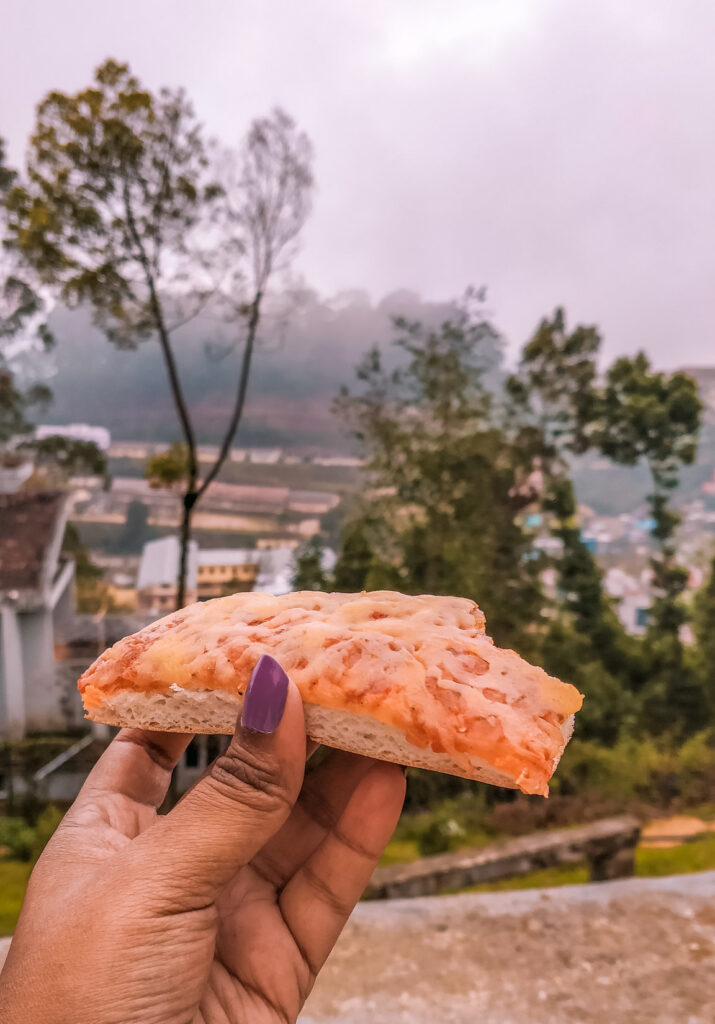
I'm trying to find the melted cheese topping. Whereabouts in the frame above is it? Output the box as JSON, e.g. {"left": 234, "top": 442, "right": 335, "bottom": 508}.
{"left": 78, "top": 590, "right": 583, "bottom": 795}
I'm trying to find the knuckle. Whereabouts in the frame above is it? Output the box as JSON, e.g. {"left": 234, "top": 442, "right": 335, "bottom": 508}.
{"left": 301, "top": 861, "right": 354, "bottom": 918}
{"left": 209, "top": 744, "right": 292, "bottom": 815}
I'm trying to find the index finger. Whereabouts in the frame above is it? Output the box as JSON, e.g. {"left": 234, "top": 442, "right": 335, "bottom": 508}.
{"left": 75, "top": 729, "right": 193, "bottom": 810}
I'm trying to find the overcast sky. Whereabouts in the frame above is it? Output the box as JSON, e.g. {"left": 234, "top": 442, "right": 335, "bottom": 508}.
{"left": 1, "top": 0, "right": 714, "bottom": 366}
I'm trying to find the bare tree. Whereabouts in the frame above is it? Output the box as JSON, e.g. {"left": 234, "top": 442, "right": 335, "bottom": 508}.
{"left": 4, "top": 61, "right": 313, "bottom": 606}
{"left": 175, "top": 109, "right": 314, "bottom": 603}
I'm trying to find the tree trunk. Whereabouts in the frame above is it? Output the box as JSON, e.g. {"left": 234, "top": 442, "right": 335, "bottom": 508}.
{"left": 177, "top": 490, "right": 198, "bottom": 609}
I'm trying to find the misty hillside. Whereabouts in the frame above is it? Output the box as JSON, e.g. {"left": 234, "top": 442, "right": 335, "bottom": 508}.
{"left": 41, "top": 290, "right": 460, "bottom": 450}
{"left": 37, "top": 295, "right": 715, "bottom": 515}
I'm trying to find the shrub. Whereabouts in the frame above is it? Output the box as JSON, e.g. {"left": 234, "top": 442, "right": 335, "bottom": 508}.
{"left": 31, "top": 806, "right": 64, "bottom": 863}
{"left": 418, "top": 817, "right": 466, "bottom": 857}
{"left": 0, "top": 818, "right": 36, "bottom": 862}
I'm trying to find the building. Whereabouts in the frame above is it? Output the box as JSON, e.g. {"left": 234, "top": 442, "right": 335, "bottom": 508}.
{"left": 288, "top": 490, "right": 341, "bottom": 515}
{"left": 604, "top": 567, "right": 651, "bottom": 635}
{"left": 0, "top": 491, "right": 76, "bottom": 739}
{"left": 196, "top": 549, "right": 261, "bottom": 599}
{"left": 136, "top": 536, "right": 302, "bottom": 611}
{"left": 136, "top": 536, "right": 198, "bottom": 613}
{"left": 0, "top": 453, "right": 35, "bottom": 494}
{"left": 35, "top": 423, "right": 111, "bottom": 451}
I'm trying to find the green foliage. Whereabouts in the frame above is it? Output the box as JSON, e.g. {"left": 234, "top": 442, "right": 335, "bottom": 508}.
{"left": 541, "top": 621, "right": 636, "bottom": 744}
{"left": 30, "top": 806, "right": 64, "bottom": 863}
{"left": 597, "top": 353, "right": 701, "bottom": 484}
{"left": 0, "top": 136, "right": 53, "bottom": 443}
{"left": 507, "top": 311, "right": 641, "bottom": 741}
{"left": 332, "top": 516, "right": 376, "bottom": 591}
{"left": 0, "top": 806, "right": 64, "bottom": 863}
{"left": 145, "top": 442, "right": 190, "bottom": 489}
{"left": 5, "top": 62, "right": 315, "bottom": 608}
{"left": 456, "top": 837, "right": 715, "bottom": 893}
{"left": 62, "top": 522, "right": 127, "bottom": 613}
{"left": 0, "top": 861, "right": 32, "bottom": 936}
{"left": 506, "top": 307, "right": 600, "bottom": 461}
{"left": 22, "top": 435, "right": 107, "bottom": 478}
{"left": 0, "top": 818, "right": 36, "bottom": 861}
{"left": 693, "top": 555, "right": 715, "bottom": 714}
{"left": 417, "top": 817, "right": 466, "bottom": 857}
{"left": 293, "top": 536, "right": 328, "bottom": 591}
{"left": 596, "top": 354, "right": 704, "bottom": 735}
{"left": 555, "top": 731, "right": 715, "bottom": 805}
{"left": 62, "top": 522, "right": 102, "bottom": 581}
{"left": 336, "top": 292, "right": 543, "bottom": 652}
{"left": 4, "top": 61, "right": 214, "bottom": 345}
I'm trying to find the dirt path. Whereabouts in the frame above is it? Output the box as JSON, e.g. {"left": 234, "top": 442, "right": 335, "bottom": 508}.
{"left": 301, "top": 872, "right": 715, "bottom": 1024}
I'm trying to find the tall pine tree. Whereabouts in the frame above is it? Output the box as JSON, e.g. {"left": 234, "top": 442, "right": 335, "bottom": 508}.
{"left": 336, "top": 292, "right": 543, "bottom": 653}
{"left": 507, "top": 310, "right": 638, "bottom": 742}
{"left": 597, "top": 353, "right": 704, "bottom": 735}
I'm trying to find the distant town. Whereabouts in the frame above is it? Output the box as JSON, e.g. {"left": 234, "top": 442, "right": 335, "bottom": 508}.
{"left": 5, "top": 420, "right": 715, "bottom": 631}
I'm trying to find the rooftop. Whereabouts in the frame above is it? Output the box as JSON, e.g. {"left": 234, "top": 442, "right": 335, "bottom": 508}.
{"left": 137, "top": 535, "right": 199, "bottom": 590}
{"left": 0, "top": 490, "right": 67, "bottom": 598}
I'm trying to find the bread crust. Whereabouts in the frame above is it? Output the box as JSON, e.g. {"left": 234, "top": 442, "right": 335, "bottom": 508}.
{"left": 79, "top": 590, "right": 583, "bottom": 796}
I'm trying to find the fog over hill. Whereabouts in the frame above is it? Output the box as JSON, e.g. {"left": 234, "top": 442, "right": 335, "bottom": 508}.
{"left": 36, "top": 291, "right": 715, "bottom": 515}
{"left": 40, "top": 290, "right": 483, "bottom": 449}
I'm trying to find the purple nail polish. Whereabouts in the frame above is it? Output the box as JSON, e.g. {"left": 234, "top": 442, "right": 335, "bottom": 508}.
{"left": 241, "top": 654, "right": 289, "bottom": 733}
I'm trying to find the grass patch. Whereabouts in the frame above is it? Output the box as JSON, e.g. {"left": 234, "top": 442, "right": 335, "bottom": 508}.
{"left": 451, "top": 833, "right": 715, "bottom": 895}
{"left": 636, "top": 833, "right": 715, "bottom": 876}
{"left": 379, "top": 839, "right": 421, "bottom": 866}
{"left": 455, "top": 864, "right": 589, "bottom": 895}
{"left": 0, "top": 862, "right": 32, "bottom": 936}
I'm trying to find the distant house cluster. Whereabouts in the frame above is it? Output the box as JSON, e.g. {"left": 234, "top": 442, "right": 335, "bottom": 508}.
{"left": 134, "top": 536, "right": 303, "bottom": 614}
{"left": 69, "top": 476, "right": 339, "bottom": 540}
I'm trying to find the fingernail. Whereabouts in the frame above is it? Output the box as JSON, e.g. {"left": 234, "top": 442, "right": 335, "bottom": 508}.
{"left": 241, "top": 654, "right": 290, "bottom": 734}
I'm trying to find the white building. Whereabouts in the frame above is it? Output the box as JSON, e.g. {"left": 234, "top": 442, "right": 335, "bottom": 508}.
{"left": 35, "top": 423, "right": 111, "bottom": 451}
{"left": 604, "top": 567, "right": 652, "bottom": 635}
{"left": 0, "top": 491, "right": 77, "bottom": 738}
{"left": 136, "top": 536, "right": 305, "bottom": 611}
{"left": 136, "top": 536, "right": 199, "bottom": 612}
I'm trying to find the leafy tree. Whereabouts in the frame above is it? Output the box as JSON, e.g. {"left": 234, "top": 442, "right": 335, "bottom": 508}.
{"left": 61, "top": 522, "right": 121, "bottom": 613}
{"left": 692, "top": 554, "right": 715, "bottom": 717}
{"left": 336, "top": 292, "right": 543, "bottom": 651}
{"left": 0, "top": 137, "right": 52, "bottom": 444}
{"left": 597, "top": 354, "right": 704, "bottom": 733}
{"left": 5, "top": 60, "right": 313, "bottom": 607}
{"left": 332, "top": 516, "right": 377, "bottom": 591}
{"left": 506, "top": 311, "right": 639, "bottom": 741}
{"left": 21, "top": 435, "right": 107, "bottom": 480}
{"left": 505, "top": 307, "right": 599, "bottom": 468}
{"left": 145, "top": 442, "right": 189, "bottom": 489}
{"left": 63, "top": 523, "right": 138, "bottom": 612}
{"left": 293, "top": 536, "right": 329, "bottom": 591}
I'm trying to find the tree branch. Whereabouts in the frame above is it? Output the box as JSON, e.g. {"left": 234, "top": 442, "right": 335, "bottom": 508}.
{"left": 196, "top": 291, "right": 262, "bottom": 499}
{"left": 122, "top": 176, "right": 198, "bottom": 488}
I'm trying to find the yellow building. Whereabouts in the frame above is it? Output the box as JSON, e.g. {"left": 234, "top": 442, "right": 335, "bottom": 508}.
{"left": 196, "top": 550, "right": 260, "bottom": 599}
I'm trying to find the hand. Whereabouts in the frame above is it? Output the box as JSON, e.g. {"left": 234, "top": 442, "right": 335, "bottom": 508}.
{"left": 0, "top": 657, "right": 405, "bottom": 1023}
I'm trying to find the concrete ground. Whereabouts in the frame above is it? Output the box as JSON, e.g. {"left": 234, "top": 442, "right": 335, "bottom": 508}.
{"left": 301, "top": 872, "right": 715, "bottom": 1024}
{"left": 3, "top": 873, "right": 714, "bottom": 1023}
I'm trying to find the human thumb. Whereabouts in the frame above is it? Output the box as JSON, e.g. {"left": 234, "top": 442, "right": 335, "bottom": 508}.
{"left": 138, "top": 654, "right": 306, "bottom": 902}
